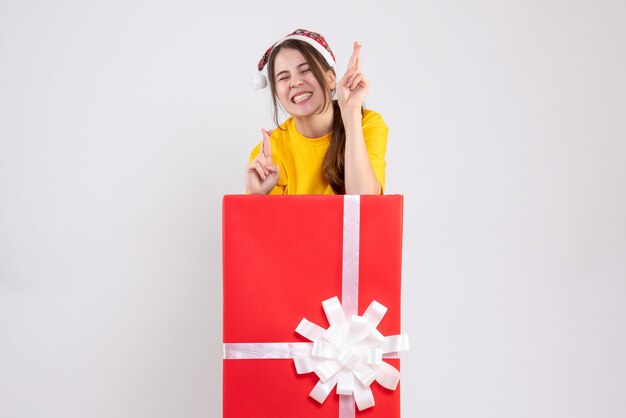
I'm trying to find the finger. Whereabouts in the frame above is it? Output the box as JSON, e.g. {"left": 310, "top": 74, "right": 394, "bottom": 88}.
{"left": 349, "top": 73, "right": 366, "bottom": 90}
{"left": 347, "top": 41, "right": 361, "bottom": 70}
{"left": 359, "top": 74, "right": 369, "bottom": 89}
{"left": 253, "top": 152, "right": 270, "bottom": 176}
{"left": 259, "top": 156, "right": 270, "bottom": 176}
{"left": 267, "top": 163, "right": 279, "bottom": 176}
{"left": 347, "top": 71, "right": 362, "bottom": 87}
{"left": 341, "top": 68, "right": 356, "bottom": 86}
{"left": 352, "top": 72, "right": 369, "bottom": 88}
{"left": 262, "top": 129, "right": 273, "bottom": 164}
{"left": 255, "top": 149, "right": 267, "bottom": 169}
{"left": 259, "top": 130, "right": 266, "bottom": 157}
{"left": 246, "top": 161, "right": 265, "bottom": 180}
{"left": 253, "top": 160, "right": 266, "bottom": 180}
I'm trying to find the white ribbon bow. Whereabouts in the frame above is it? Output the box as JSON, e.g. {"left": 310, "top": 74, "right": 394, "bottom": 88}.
{"left": 294, "top": 296, "right": 410, "bottom": 411}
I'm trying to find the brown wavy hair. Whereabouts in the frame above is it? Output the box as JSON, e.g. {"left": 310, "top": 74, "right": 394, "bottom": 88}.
{"left": 267, "top": 40, "right": 350, "bottom": 194}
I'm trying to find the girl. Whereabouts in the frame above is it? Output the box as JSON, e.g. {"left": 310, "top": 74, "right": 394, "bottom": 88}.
{"left": 245, "top": 29, "right": 388, "bottom": 195}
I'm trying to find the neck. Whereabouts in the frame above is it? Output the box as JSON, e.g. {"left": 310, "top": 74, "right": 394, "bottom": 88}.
{"left": 293, "top": 104, "right": 334, "bottom": 138}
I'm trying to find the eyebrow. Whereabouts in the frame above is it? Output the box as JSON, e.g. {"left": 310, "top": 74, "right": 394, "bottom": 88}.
{"left": 276, "top": 62, "right": 310, "bottom": 79}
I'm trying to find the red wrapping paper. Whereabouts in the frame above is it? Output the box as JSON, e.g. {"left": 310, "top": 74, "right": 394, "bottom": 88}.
{"left": 222, "top": 195, "right": 404, "bottom": 417}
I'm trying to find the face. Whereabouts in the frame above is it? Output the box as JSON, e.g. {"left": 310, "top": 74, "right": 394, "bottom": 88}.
{"left": 272, "top": 48, "right": 335, "bottom": 118}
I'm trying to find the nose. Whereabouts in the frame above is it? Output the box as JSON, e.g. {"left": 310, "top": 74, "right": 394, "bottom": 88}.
{"left": 289, "top": 76, "right": 303, "bottom": 89}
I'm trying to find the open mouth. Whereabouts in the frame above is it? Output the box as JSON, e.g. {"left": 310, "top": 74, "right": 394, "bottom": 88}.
{"left": 292, "top": 92, "right": 312, "bottom": 104}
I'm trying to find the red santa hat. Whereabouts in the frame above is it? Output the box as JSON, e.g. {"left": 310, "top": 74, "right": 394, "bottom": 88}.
{"left": 251, "top": 29, "right": 336, "bottom": 90}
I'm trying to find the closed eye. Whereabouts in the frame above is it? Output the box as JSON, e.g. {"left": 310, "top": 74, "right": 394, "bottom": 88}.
{"left": 276, "top": 63, "right": 309, "bottom": 81}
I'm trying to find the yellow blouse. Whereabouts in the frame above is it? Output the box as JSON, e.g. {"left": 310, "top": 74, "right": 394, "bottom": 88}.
{"left": 249, "top": 109, "right": 388, "bottom": 195}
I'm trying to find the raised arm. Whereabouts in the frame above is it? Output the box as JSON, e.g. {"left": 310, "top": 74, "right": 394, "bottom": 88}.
{"left": 337, "top": 42, "right": 381, "bottom": 195}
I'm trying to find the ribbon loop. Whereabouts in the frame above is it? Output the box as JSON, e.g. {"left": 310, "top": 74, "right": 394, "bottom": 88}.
{"left": 310, "top": 375, "right": 338, "bottom": 404}
{"left": 323, "top": 296, "right": 348, "bottom": 328}
{"left": 374, "top": 361, "right": 401, "bottom": 390}
{"left": 336, "top": 370, "right": 355, "bottom": 395}
{"left": 296, "top": 318, "right": 326, "bottom": 341}
{"left": 365, "top": 347, "right": 383, "bottom": 365}
{"left": 312, "top": 340, "right": 339, "bottom": 359}
{"left": 362, "top": 329, "right": 385, "bottom": 347}
{"left": 362, "top": 300, "right": 387, "bottom": 328}
{"left": 294, "top": 355, "right": 318, "bottom": 374}
{"left": 353, "top": 381, "right": 375, "bottom": 411}
{"left": 382, "top": 334, "right": 410, "bottom": 354}
{"left": 346, "top": 315, "right": 370, "bottom": 343}
{"left": 316, "top": 359, "right": 343, "bottom": 383}
{"left": 323, "top": 323, "right": 346, "bottom": 349}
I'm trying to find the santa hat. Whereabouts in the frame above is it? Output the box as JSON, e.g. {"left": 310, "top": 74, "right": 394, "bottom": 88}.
{"left": 251, "top": 29, "right": 336, "bottom": 90}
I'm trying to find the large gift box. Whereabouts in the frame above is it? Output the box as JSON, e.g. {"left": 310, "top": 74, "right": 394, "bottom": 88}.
{"left": 222, "top": 195, "right": 408, "bottom": 418}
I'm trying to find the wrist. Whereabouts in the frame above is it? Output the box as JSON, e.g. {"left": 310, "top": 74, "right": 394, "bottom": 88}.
{"left": 339, "top": 106, "right": 362, "bottom": 121}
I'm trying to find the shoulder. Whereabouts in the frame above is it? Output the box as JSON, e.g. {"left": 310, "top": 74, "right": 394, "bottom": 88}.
{"left": 361, "top": 109, "right": 388, "bottom": 131}
{"left": 361, "top": 109, "right": 389, "bottom": 142}
{"left": 274, "top": 117, "right": 294, "bottom": 137}
{"left": 269, "top": 118, "right": 294, "bottom": 149}
{"left": 249, "top": 118, "right": 294, "bottom": 161}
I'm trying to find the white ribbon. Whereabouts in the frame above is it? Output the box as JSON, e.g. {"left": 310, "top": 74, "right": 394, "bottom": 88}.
{"left": 223, "top": 342, "right": 313, "bottom": 359}
{"left": 223, "top": 196, "right": 409, "bottom": 417}
{"left": 342, "top": 195, "right": 360, "bottom": 317}
{"left": 294, "top": 296, "right": 410, "bottom": 411}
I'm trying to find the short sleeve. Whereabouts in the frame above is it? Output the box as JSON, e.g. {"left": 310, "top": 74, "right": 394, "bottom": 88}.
{"left": 362, "top": 110, "right": 388, "bottom": 193}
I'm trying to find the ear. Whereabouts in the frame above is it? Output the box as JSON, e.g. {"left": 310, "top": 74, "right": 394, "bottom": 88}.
{"left": 325, "top": 69, "right": 336, "bottom": 90}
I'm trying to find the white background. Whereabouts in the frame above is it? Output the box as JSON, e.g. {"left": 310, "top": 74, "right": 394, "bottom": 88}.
{"left": 1, "top": 1, "right": 625, "bottom": 417}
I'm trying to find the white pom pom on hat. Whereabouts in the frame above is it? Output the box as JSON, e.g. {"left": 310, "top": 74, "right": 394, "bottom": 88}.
{"left": 251, "top": 28, "right": 336, "bottom": 90}
{"left": 250, "top": 72, "right": 268, "bottom": 90}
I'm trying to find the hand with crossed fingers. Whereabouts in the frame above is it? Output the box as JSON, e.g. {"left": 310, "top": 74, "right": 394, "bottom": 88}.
{"left": 245, "top": 128, "right": 280, "bottom": 194}
{"left": 337, "top": 41, "right": 370, "bottom": 112}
